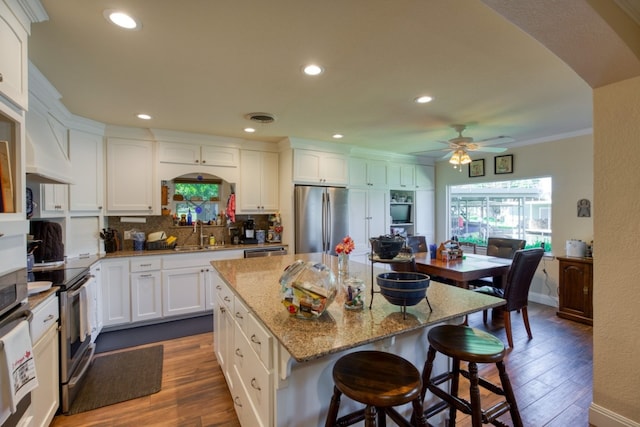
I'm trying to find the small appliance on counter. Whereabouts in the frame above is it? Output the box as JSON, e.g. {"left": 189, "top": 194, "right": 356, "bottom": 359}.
{"left": 566, "top": 239, "right": 587, "bottom": 257}
{"left": 241, "top": 219, "right": 258, "bottom": 244}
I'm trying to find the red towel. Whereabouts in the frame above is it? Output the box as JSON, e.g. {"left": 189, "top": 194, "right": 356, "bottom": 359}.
{"left": 226, "top": 193, "right": 236, "bottom": 223}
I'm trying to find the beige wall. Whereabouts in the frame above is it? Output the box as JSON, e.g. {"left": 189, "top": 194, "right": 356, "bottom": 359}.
{"left": 434, "top": 133, "right": 594, "bottom": 305}
{"left": 592, "top": 75, "right": 640, "bottom": 423}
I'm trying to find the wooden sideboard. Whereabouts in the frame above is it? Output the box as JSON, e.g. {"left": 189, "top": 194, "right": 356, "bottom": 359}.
{"left": 557, "top": 256, "right": 593, "bottom": 325}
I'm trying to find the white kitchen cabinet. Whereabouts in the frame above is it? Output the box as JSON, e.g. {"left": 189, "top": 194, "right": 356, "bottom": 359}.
{"left": 214, "top": 279, "right": 235, "bottom": 386}
{"left": 106, "top": 137, "right": 158, "bottom": 215}
{"left": 0, "top": 1, "right": 28, "bottom": 109}
{"left": 159, "top": 141, "right": 239, "bottom": 167}
{"left": 100, "top": 258, "right": 131, "bottom": 327}
{"left": 130, "top": 257, "right": 163, "bottom": 322}
{"left": 349, "top": 157, "right": 387, "bottom": 188}
{"left": 293, "top": 149, "right": 348, "bottom": 185}
{"left": 69, "top": 129, "right": 104, "bottom": 213}
{"left": 415, "top": 164, "right": 435, "bottom": 190}
{"left": 388, "top": 162, "right": 416, "bottom": 189}
{"left": 28, "top": 183, "right": 68, "bottom": 218}
{"left": 238, "top": 150, "right": 278, "bottom": 213}
{"left": 349, "top": 188, "right": 388, "bottom": 256}
{"left": 414, "top": 189, "right": 435, "bottom": 245}
{"left": 31, "top": 294, "right": 59, "bottom": 427}
{"left": 161, "top": 266, "right": 206, "bottom": 317}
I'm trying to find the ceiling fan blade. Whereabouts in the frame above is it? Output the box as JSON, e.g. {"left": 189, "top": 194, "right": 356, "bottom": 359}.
{"left": 477, "top": 135, "right": 515, "bottom": 145}
{"left": 472, "top": 146, "right": 508, "bottom": 153}
{"left": 440, "top": 151, "right": 454, "bottom": 160}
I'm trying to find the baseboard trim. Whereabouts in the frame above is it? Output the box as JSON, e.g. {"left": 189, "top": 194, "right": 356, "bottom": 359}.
{"left": 528, "top": 291, "right": 557, "bottom": 307}
{"left": 589, "top": 403, "right": 640, "bottom": 427}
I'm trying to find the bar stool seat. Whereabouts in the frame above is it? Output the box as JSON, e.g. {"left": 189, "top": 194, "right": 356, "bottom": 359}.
{"left": 325, "top": 350, "right": 428, "bottom": 427}
{"left": 421, "top": 325, "right": 523, "bottom": 427}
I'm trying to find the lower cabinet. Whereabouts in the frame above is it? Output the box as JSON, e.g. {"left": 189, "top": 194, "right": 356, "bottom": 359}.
{"left": 31, "top": 294, "right": 60, "bottom": 427}
{"left": 161, "top": 267, "right": 206, "bottom": 317}
{"left": 557, "top": 256, "right": 593, "bottom": 325}
{"left": 100, "top": 258, "right": 131, "bottom": 327}
{"left": 214, "top": 279, "right": 273, "bottom": 427}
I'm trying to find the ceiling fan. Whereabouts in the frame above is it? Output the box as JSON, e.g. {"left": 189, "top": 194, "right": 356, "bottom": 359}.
{"left": 433, "top": 124, "right": 512, "bottom": 170}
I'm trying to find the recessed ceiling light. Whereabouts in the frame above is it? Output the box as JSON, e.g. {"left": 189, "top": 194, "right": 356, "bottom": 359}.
{"left": 303, "top": 64, "right": 324, "bottom": 76}
{"left": 104, "top": 10, "right": 141, "bottom": 30}
{"left": 244, "top": 128, "right": 256, "bottom": 133}
{"left": 332, "top": 134, "right": 344, "bottom": 139}
{"left": 414, "top": 95, "right": 433, "bottom": 104}
{"left": 136, "top": 113, "right": 151, "bottom": 120}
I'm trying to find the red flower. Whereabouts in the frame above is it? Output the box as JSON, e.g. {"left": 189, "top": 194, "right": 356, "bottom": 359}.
{"left": 335, "top": 236, "right": 355, "bottom": 254}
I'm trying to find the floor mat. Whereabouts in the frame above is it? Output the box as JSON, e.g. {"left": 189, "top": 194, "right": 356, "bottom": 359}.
{"left": 68, "top": 345, "right": 163, "bottom": 415}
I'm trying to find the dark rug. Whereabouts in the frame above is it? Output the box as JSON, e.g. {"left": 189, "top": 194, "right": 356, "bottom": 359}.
{"left": 68, "top": 345, "right": 164, "bottom": 414}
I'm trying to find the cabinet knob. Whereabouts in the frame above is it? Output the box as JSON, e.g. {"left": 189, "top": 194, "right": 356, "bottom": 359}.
{"left": 202, "top": 160, "right": 206, "bottom": 164}
{"left": 195, "top": 159, "right": 200, "bottom": 164}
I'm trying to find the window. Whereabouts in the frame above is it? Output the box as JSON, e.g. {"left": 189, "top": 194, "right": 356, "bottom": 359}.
{"left": 173, "top": 179, "right": 221, "bottom": 223}
{"left": 448, "top": 177, "right": 552, "bottom": 251}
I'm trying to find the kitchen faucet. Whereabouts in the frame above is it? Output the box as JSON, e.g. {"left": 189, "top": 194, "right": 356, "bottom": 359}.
{"left": 196, "top": 220, "right": 206, "bottom": 247}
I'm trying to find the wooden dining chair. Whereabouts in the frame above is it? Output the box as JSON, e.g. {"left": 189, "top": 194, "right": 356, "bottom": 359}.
{"left": 458, "top": 241, "right": 477, "bottom": 254}
{"left": 473, "top": 248, "right": 544, "bottom": 347}
{"left": 469, "top": 237, "right": 526, "bottom": 288}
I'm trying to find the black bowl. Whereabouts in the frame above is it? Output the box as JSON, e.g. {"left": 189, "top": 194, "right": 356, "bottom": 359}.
{"left": 376, "top": 272, "right": 430, "bottom": 306}
{"left": 370, "top": 236, "right": 405, "bottom": 259}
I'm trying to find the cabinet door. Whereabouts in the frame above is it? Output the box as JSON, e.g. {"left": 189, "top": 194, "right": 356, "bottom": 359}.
{"left": 348, "top": 188, "right": 369, "bottom": 255}
{"left": 131, "top": 271, "right": 162, "bottom": 322}
{"left": 32, "top": 324, "right": 59, "bottom": 427}
{"left": 162, "top": 267, "right": 206, "bottom": 317}
{"left": 215, "top": 293, "right": 234, "bottom": 384}
{"left": 415, "top": 164, "right": 435, "bottom": 190}
{"left": 0, "top": 3, "right": 28, "bottom": 109}
{"left": 42, "top": 184, "right": 68, "bottom": 214}
{"left": 367, "top": 160, "right": 387, "bottom": 187}
{"left": 238, "top": 150, "right": 278, "bottom": 213}
{"left": 101, "top": 259, "right": 131, "bottom": 326}
{"left": 349, "top": 158, "right": 368, "bottom": 187}
{"left": 294, "top": 149, "right": 347, "bottom": 185}
{"left": 159, "top": 141, "right": 200, "bottom": 164}
{"left": 558, "top": 260, "right": 593, "bottom": 323}
{"left": 106, "top": 138, "right": 157, "bottom": 214}
{"left": 69, "top": 129, "right": 104, "bottom": 212}
{"left": 320, "top": 152, "right": 349, "bottom": 185}
{"left": 388, "top": 163, "right": 416, "bottom": 189}
{"left": 201, "top": 145, "right": 239, "bottom": 167}
{"left": 414, "top": 190, "right": 435, "bottom": 244}
{"left": 368, "top": 188, "right": 388, "bottom": 238}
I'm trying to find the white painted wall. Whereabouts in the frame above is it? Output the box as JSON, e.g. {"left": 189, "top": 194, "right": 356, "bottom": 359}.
{"left": 434, "top": 133, "right": 594, "bottom": 306}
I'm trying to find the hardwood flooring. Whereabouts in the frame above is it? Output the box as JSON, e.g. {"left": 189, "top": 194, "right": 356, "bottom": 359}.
{"left": 50, "top": 302, "right": 592, "bottom": 427}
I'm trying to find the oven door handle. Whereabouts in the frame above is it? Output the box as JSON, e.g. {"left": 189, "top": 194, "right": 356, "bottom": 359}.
{"left": 68, "top": 344, "right": 96, "bottom": 387}
{"left": 67, "top": 276, "right": 94, "bottom": 298}
{"left": 0, "top": 310, "right": 33, "bottom": 350}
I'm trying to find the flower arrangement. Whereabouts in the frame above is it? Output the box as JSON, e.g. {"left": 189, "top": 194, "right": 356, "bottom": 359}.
{"left": 335, "top": 236, "right": 355, "bottom": 254}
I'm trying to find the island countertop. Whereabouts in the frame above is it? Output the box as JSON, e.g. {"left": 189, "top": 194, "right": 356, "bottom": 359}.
{"left": 211, "top": 252, "right": 505, "bottom": 363}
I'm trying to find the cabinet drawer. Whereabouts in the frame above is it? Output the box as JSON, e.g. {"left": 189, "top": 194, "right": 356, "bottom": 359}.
{"left": 233, "top": 297, "right": 249, "bottom": 336}
{"left": 234, "top": 326, "right": 271, "bottom": 426}
{"left": 247, "top": 313, "right": 273, "bottom": 369}
{"left": 130, "top": 257, "right": 162, "bottom": 272}
{"left": 31, "top": 294, "right": 59, "bottom": 344}
{"left": 215, "top": 281, "right": 234, "bottom": 310}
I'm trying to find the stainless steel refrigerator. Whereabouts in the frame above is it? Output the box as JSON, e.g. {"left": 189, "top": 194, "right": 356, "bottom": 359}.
{"left": 294, "top": 185, "right": 349, "bottom": 255}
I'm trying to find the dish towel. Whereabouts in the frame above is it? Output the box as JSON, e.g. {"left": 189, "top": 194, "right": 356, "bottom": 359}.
{"left": 0, "top": 320, "right": 38, "bottom": 420}
{"left": 226, "top": 193, "right": 236, "bottom": 223}
{"left": 79, "top": 283, "right": 91, "bottom": 342}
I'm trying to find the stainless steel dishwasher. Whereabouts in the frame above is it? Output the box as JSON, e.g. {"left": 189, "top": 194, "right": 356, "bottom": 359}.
{"left": 244, "top": 246, "right": 287, "bottom": 258}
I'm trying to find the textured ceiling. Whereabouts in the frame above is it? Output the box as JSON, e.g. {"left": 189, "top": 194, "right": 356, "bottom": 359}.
{"left": 28, "top": 0, "right": 609, "bottom": 158}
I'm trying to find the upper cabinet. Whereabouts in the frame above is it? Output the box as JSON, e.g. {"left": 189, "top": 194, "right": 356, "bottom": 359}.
{"left": 415, "top": 164, "right": 435, "bottom": 190}
{"left": 69, "top": 129, "right": 104, "bottom": 213}
{"left": 106, "top": 137, "right": 159, "bottom": 215}
{"left": 293, "top": 149, "right": 348, "bottom": 185}
{"left": 388, "top": 163, "right": 415, "bottom": 189}
{"left": 159, "top": 141, "right": 239, "bottom": 168}
{"left": 349, "top": 157, "right": 387, "bottom": 188}
{"left": 238, "top": 150, "right": 278, "bottom": 213}
{"left": 0, "top": 1, "right": 28, "bottom": 109}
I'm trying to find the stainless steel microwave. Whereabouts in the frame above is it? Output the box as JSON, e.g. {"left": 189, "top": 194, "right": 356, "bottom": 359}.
{"left": 0, "top": 268, "right": 28, "bottom": 318}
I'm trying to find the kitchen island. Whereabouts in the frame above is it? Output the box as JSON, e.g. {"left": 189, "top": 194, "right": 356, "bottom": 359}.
{"left": 211, "top": 253, "right": 505, "bottom": 427}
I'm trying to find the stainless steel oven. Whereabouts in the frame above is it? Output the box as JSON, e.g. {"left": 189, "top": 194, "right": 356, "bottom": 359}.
{"left": 0, "top": 268, "right": 32, "bottom": 427}
{"left": 32, "top": 266, "right": 95, "bottom": 414}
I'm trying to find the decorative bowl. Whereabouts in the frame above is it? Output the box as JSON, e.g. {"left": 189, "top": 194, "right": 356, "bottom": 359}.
{"left": 376, "top": 272, "right": 430, "bottom": 306}
{"left": 370, "top": 235, "right": 405, "bottom": 259}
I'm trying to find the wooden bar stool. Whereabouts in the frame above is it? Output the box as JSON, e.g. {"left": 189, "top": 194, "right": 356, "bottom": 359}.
{"left": 325, "top": 350, "right": 428, "bottom": 427}
{"left": 420, "top": 325, "right": 523, "bottom": 427}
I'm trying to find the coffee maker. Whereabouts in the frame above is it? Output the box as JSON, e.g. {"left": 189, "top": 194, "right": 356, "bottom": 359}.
{"left": 242, "top": 219, "right": 258, "bottom": 244}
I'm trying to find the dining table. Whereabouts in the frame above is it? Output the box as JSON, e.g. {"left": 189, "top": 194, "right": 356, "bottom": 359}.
{"left": 412, "top": 252, "right": 513, "bottom": 289}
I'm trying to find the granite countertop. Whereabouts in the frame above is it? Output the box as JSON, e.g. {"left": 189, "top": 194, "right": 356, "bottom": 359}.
{"left": 211, "top": 252, "right": 505, "bottom": 363}
{"left": 104, "top": 242, "right": 287, "bottom": 258}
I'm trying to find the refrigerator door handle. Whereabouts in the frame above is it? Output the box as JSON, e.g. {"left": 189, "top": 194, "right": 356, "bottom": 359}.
{"left": 322, "top": 192, "right": 327, "bottom": 252}
{"left": 325, "top": 191, "right": 332, "bottom": 253}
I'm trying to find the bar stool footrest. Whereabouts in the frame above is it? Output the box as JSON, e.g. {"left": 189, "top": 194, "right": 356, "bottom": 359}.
{"left": 482, "top": 401, "right": 512, "bottom": 424}
{"left": 335, "top": 408, "right": 365, "bottom": 427}
{"left": 460, "top": 369, "right": 506, "bottom": 396}
{"left": 423, "top": 400, "right": 449, "bottom": 419}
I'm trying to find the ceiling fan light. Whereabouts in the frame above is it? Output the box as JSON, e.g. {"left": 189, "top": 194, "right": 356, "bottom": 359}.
{"left": 449, "top": 151, "right": 461, "bottom": 164}
{"left": 461, "top": 152, "right": 472, "bottom": 164}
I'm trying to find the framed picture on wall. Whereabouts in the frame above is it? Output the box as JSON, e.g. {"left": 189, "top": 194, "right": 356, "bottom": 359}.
{"left": 469, "top": 159, "right": 485, "bottom": 177}
{"left": 494, "top": 154, "right": 513, "bottom": 174}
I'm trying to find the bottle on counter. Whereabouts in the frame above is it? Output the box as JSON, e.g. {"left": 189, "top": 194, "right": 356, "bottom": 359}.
{"left": 187, "top": 209, "right": 192, "bottom": 226}
{"left": 209, "top": 234, "right": 216, "bottom": 246}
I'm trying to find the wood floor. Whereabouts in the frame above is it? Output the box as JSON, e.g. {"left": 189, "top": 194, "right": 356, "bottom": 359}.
{"left": 50, "top": 302, "right": 592, "bottom": 427}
